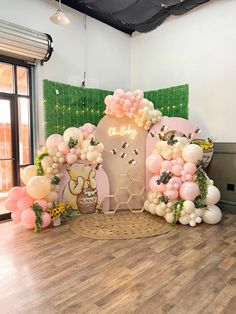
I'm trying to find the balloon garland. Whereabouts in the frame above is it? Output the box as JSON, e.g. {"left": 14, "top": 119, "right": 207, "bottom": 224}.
{"left": 145, "top": 137, "right": 222, "bottom": 227}
{"left": 5, "top": 123, "right": 104, "bottom": 232}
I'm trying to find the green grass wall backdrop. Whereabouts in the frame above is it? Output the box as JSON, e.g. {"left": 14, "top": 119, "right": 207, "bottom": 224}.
{"left": 43, "top": 80, "right": 188, "bottom": 137}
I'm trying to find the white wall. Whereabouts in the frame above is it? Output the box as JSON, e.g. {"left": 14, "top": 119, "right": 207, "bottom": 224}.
{"left": 1, "top": 0, "right": 130, "bottom": 144}
{"left": 131, "top": 0, "right": 236, "bottom": 142}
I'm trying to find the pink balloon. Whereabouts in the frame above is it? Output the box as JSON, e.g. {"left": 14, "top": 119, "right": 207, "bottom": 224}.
{"left": 34, "top": 199, "right": 48, "bottom": 211}
{"left": 161, "top": 161, "right": 172, "bottom": 171}
{"left": 41, "top": 212, "right": 51, "bottom": 228}
{"left": 8, "top": 187, "right": 26, "bottom": 200}
{"left": 17, "top": 196, "right": 34, "bottom": 212}
{"left": 104, "top": 95, "right": 112, "bottom": 106}
{"left": 46, "top": 134, "right": 63, "bottom": 148}
{"left": 179, "top": 182, "right": 200, "bottom": 201}
{"left": 186, "top": 174, "right": 193, "bottom": 181}
{"left": 11, "top": 210, "right": 22, "bottom": 223}
{"left": 157, "top": 183, "right": 167, "bottom": 193}
{"left": 181, "top": 170, "right": 188, "bottom": 176}
{"left": 183, "top": 162, "right": 197, "bottom": 175}
{"left": 176, "top": 157, "right": 184, "bottom": 166}
{"left": 58, "top": 142, "right": 69, "bottom": 154}
{"left": 149, "top": 175, "right": 160, "bottom": 193}
{"left": 172, "top": 165, "right": 183, "bottom": 177}
{"left": 114, "top": 89, "right": 125, "bottom": 97}
{"left": 70, "top": 148, "right": 77, "bottom": 154}
{"left": 4, "top": 198, "right": 18, "bottom": 211}
{"left": 169, "top": 177, "right": 182, "bottom": 188}
{"left": 21, "top": 208, "right": 36, "bottom": 228}
{"left": 164, "top": 189, "right": 178, "bottom": 201}
{"left": 166, "top": 183, "right": 174, "bottom": 190}
{"left": 146, "top": 154, "right": 163, "bottom": 174}
{"left": 66, "top": 153, "right": 77, "bottom": 164}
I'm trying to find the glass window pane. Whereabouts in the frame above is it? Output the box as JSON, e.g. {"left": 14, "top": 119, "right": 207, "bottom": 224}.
{"left": 0, "top": 99, "right": 12, "bottom": 159}
{"left": 0, "top": 62, "right": 14, "bottom": 93}
{"left": 0, "top": 160, "right": 13, "bottom": 214}
{"left": 17, "top": 66, "right": 29, "bottom": 95}
{"left": 18, "top": 98, "right": 31, "bottom": 165}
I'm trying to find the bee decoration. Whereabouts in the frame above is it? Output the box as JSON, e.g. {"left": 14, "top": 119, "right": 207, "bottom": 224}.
{"left": 110, "top": 148, "right": 117, "bottom": 155}
{"left": 195, "top": 128, "right": 201, "bottom": 134}
{"left": 120, "top": 152, "right": 127, "bottom": 159}
{"left": 159, "top": 133, "right": 165, "bottom": 141}
{"left": 149, "top": 131, "right": 156, "bottom": 138}
{"left": 208, "top": 137, "right": 213, "bottom": 144}
{"left": 160, "top": 125, "right": 168, "bottom": 132}
{"left": 188, "top": 133, "right": 194, "bottom": 139}
{"left": 128, "top": 159, "right": 136, "bottom": 165}
{"left": 95, "top": 164, "right": 102, "bottom": 170}
{"left": 133, "top": 149, "right": 139, "bottom": 155}
{"left": 121, "top": 141, "right": 129, "bottom": 149}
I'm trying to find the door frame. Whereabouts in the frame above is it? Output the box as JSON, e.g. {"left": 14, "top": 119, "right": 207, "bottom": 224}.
{"left": 0, "top": 56, "right": 35, "bottom": 221}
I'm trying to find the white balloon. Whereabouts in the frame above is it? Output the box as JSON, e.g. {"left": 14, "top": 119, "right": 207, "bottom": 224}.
{"left": 179, "top": 215, "right": 190, "bottom": 225}
{"left": 165, "top": 212, "right": 174, "bottom": 224}
{"left": 63, "top": 127, "right": 83, "bottom": 143}
{"left": 189, "top": 220, "right": 197, "bottom": 227}
{"left": 203, "top": 205, "right": 222, "bottom": 224}
{"left": 149, "top": 203, "right": 156, "bottom": 215}
{"left": 183, "top": 200, "right": 195, "bottom": 213}
{"left": 195, "top": 208, "right": 204, "bottom": 217}
{"left": 182, "top": 144, "right": 203, "bottom": 163}
{"left": 206, "top": 185, "right": 221, "bottom": 205}
{"left": 47, "top": 191, "right": 58, "bottom": 202}
{"left": 41, "top": 156, "right": 53, "bottom": 168}
{"left": 144, "top": 200, "right": 150, "bottom": 211}
{"left": 196, "top": 217, "right": 202, "bottom": 224}
{"left": 156, "top": 205, "right": 166, "bottom": 216}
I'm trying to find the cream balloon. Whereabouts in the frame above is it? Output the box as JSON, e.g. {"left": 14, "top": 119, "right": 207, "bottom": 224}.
{"left": 205, "top": 185, "right": 221, "bottom": 205}
{"left": 46, "top": 191, "right": 58, "bottom": 202}
{"left": 22, "top": 165, "right": 37, "bottom": 184}
{"left": 165, "top": 212, "right": 174, "bottom": 224}
{"left": 179, "top": 215, "right": 190, "bottom": 225}
{"left": 182, "top": 144, "right": 203, "bottom": 163}
{"left": 63, "top": 127, "right": 83, "bottom": 143}
{"left": 26, "top": 176, "right": 51, "bottom": 199}
{"left": 41, "top": 156, "right": 53, "bottom": 168}
{"left": 202, "top": 205, "right": 222, "bottom": 224}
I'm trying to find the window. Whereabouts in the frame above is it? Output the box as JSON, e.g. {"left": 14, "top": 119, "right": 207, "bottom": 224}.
{"left": 0, "top": 57, "right": 34, "bottom": 220}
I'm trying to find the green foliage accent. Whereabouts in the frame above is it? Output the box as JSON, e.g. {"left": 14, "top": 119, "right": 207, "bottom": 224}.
{"left": 144, "top": 84, "right": 189, "bottom": 119}
{"left": 51, "top": 176, "right": 60, "bottom": 185}
{"left": 35, "top": 153, "right": 48, "bottom": 175}
{"left": 157, "top": 171, "right": 172, "bottom": 185}
{"left": 171, "top": 200, "right": 184, "bottom": 227}
{"left": 44, "top": 80, "right": 189, "bottom": 137}
{"left": 61, "top": 208, "right": 80, "bottom": 220}
{"left": 32, "top": 203, "right": 43, "bottom": 233}
{"left": 194, "top": 170, "right": 208, "bottom": 208}
{"left": 159, "top": 195, "right": 169, "bottom": 204}
{"left": 68, "top": 137, "right": 78, "bottom": 148}
{"left": 90, "top": 138, "right": 99, "bottom": 146}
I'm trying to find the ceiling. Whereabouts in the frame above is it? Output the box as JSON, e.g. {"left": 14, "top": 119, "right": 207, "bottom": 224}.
{"left": 61, "top": 0, "right": 210, "bottom": 35}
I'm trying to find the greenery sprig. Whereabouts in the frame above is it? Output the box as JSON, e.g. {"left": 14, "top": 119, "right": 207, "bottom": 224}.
{"left": 90, "top": 138, "right": 99, "bottom": 146}
{"left": 194, "top": 170, "right": 208, "bottom": 208}
{"left": 32, "top": 203, "right": 43, "bottom": 233}
{"left": 171, "top": 200, "right": 184, "bottom": 227}
{"left": 159, "top": 195, "right": 169, "bottom": 204}
{"left": 68, "top": 137, "right": 78, "bottom": 149}
{"left": 35, "top": 153, "right": 48, "bottom": 175}
{"left": 51, "top": 176, "right": 60, "bottom": 185}
{"left": 156, "top": 171, "right": 172, "bottom": 185}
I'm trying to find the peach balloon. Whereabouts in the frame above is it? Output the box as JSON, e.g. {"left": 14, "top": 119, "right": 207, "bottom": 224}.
{"left": 164, "top": 189, "right": 178, "bottom": 201}
{"left": 41, "top": 212, "right": 51, "bottom": 228}
{"left": 22, "top": 165, "right": 37, "bottom": 184}
{"left": 11, "top": 210, "right": 22, "bottom": 223}
{"left": 21, "top": 208, "right": 36, "bottom": 229}
{"left": 26, "top": 176, "right": 51, "bottom": 199}
{"left": 46, "top": 134, "right": 63, "bottom": 148}
{"left": 8, "top": 186, "right": 26, "bottom": 200}
{"left": 146, "top": 154, "right": 163, "bottom": 174}
{"left": 183, "top": 162, "right": 197, "bottom": 175}
{"left": 4, "top": 198, "right": 18, "bottom": 211}
{"left": 149, "top": 176, "right": 160, "bottom": 193}
{"left": 34, "top": 199, "right": 48, "bottom": 211}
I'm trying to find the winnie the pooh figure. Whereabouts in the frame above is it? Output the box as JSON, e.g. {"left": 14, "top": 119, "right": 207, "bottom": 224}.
{"left": 63, "top": 162, "right": 98, "bottom": 213}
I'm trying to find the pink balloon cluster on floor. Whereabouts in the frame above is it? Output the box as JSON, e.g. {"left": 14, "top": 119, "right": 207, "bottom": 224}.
{"left": 105, "top": 89, "right": 144, "bottom": 118}
{"left": 4, "top": 186, "right": 51, "bottom": 229}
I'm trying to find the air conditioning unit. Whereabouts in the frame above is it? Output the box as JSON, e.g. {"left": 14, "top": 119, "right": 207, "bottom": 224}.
{"left": 0, "top": 19, "right": 53, "bottom": 64}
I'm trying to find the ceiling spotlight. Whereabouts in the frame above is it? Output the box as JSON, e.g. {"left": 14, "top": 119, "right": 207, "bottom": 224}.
{"left": 50, "top": 0, "right": 70, "bottom": 25}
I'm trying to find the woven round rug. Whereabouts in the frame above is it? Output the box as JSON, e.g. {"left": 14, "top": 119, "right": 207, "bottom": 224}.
{"left": 70, "top": 211, "right": 172, "bottom": 240}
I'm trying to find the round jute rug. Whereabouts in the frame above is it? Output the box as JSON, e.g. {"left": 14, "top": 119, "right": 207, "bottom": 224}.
{"left": 70, "top": 211, "right": 172, "bottom": 240}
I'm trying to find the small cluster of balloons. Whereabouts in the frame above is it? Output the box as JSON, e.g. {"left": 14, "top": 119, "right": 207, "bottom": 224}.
{"left": 145, "top": 138, "right": 222, "bottom": 227}
{"left": 5, "top": 123, "right": 103, "bottom": 231}
{"left": 105, "top": 89, "right": 162, "bottom": 130}
{"left": 4, "top": 186, "right": 51, "bottom": 229}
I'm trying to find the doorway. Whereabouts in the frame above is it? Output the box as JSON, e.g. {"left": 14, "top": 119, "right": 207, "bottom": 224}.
{"left": 0, "top": 59, "right": 34, "bottom": 220}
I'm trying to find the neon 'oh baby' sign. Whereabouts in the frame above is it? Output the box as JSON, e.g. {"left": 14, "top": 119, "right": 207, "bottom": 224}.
{"left": 108, "top": 124, "right": 137, "bottom": 140}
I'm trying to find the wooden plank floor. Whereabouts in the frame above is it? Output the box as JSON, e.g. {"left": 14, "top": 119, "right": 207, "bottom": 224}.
{"left": 0, "top": 213, "right": 236, "bottom": 314}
